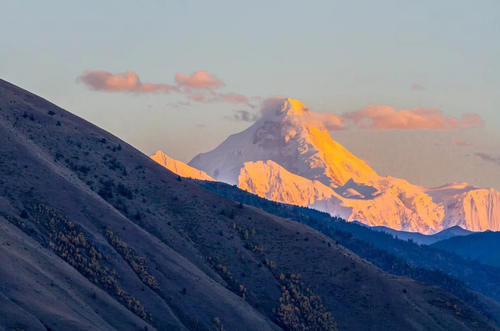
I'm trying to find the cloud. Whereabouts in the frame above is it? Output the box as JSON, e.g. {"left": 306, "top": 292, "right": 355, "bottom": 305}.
{"left": 218, "top": 93, "right": 249, "bottom": 104}
{"left": 411, "top": 83, "right": 425, "bottom": 91}
{"left": 475, "top": 152, "right": 500, "bottom": 166}
{"left": 342, "top": 105, "right": 481, "bottom": 130}
{"left": 232, "top": 110, "right": 259, "bottom": 122}
{"left": 454, "top": 137, "right": 470, "bottom": 147}
{"left": 187, "top": 92, "right": 251, "bottom": 105}
{"left": 78, "top": 70, "right": 177, "bottom": 93}
{"left": 315, "top": 112, "right": 344, "bottom": 130}
{"left": 79, "top": 69, "right": 255, "bottom": 107}
{"left": 258, "top": 97, "right": 345, "bottom": 130}
{"left": 251, "top": 98, "right": 481, "bottom": 133}
{"left": 175, "top": 71, "right": 224, "bottom": 90}
{"left": 461, "top": 113, "right": 483, "bottom": 127}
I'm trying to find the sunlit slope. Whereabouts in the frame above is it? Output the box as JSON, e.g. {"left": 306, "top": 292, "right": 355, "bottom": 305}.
{"left": 238, "top": 160, "right": 337, "bottom": 206}
{"left": 151, "top": 150, "right": 214, "bottom": 181}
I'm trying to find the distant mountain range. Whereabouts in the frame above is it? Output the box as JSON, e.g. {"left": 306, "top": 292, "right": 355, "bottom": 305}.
{"left": 432, "top": 231, "right": 500, "bottom": 267}
{"left": 176, "top": 97, "right": 500, "bottom": 234}
{"left": 372, "top": 225, "right": 473, "bottom": 245}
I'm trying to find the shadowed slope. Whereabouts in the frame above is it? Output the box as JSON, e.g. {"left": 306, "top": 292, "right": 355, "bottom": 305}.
{"left": 432, "top": 232, "right": 500, "bottom": 267}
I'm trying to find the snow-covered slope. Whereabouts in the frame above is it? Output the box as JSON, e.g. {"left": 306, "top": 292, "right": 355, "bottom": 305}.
{"left": 151, "top": 150, "right": 214, "bottom": 181}
{"left": 190, "top": 97, "right": 500, "bottom": 234}
{"left": 238, "top": 160, "right": 337, "bottom": 206}
{"left": 427, "top": 184, "right": 500, "bottom": 232}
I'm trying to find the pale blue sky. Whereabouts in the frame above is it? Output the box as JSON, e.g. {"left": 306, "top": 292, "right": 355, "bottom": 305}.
{"left": 1, "top": 1, "right": 499, "bottom": 188}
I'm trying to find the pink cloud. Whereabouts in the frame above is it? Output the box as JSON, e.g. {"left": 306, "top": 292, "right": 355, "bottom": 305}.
{"left": 218, "top": 93, "right": 249, "bottom": 104}
{"left": 342, "top": 105, "right": 481, "bottom": 130}
{"left": 315, "top": 112, "right": 344, "bottom": 130}
{"left": 175, "top": 71, "right": 224, "bottom": 90}
{"left": 78, "top": 69, "right": 256, "bottom": 106}
{"left": 78, "top": 70, "right": 177, "bottom": 93}
{"left": 454, "top": 137, "right": 470, "bottom": 147}
{"left": 461, "top": 113, "right": 483, "bottom": 127}
{"left": 187, "top": 94, "right": 209, "bottom": 103}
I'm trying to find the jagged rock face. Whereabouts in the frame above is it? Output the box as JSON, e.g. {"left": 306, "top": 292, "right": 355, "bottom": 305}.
{"left": 428, "top": 185, "right": 500, "bottom": 232}
{"left": 190, "top": 98, "right": 500, "bottom": 234}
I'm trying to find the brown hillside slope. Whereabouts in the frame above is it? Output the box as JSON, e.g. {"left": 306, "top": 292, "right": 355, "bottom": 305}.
{"left": 0, "top": 79, "right": 497, "bottom": 330}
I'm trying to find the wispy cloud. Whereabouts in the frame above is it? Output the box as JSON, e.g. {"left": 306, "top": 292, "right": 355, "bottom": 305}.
{"left": 257, "top": 97, "right": 345, "bottom": 129}
{"left": 232, "top": 110, "right": 259, "bottom": 122}
{"left": 475, "top": 152, "right": 500, "bottom": 166}
{"left": 454, "top": 137, "right": 470, "bottom": 147}
{"left": 188, "top": 92, "right": 250, "bottom": 105}
{"left": 78, "top": 69, "right": 253, "bottom": 105}
{"left": 461, "top": 113, "right": 483, "bottom": 128}
{"left": 315, "top": 112, "right": 344, "bottom": 130}
{"left": 78, "top": 70, "right": 178, "bottom": 93}
{"left": 341, "top": 105, "right": 481, "bottom": 130}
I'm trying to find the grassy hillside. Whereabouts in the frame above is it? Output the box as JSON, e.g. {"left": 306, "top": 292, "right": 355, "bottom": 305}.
{"left": 0, "top": 79, "right": 497, "bottom": 330}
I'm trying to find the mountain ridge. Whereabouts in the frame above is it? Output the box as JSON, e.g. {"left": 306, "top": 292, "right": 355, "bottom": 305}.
{"left": 372, "top": 225, "right": 473, "bottom": 245}
{"left": 190, "top": 97, "right": 378, "bottom": 187}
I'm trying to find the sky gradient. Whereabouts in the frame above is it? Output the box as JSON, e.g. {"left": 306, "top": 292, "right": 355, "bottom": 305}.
{"left": 1, "top": 0, "right": 499, "bottom": 189}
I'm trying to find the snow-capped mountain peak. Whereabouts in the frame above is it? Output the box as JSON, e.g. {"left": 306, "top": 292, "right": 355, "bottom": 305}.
{"left": 190, "top": 97, "right": 377, "bottom": 187}
{"left": 188, "top": 98, "right": 500, "bottom": 234}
